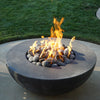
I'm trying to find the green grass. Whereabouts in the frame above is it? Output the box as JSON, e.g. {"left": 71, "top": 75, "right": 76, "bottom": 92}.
{"left": 0, "top": 0, "right": 100, "bottom": 44}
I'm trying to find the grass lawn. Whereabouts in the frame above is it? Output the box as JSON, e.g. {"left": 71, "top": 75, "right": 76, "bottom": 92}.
{"left": 0, "top": 0, "right": 100, "bottom": 44}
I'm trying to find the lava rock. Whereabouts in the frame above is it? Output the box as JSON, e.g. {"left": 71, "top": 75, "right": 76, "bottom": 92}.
{"left": 28, "top": 56, "right": 34, "bottom": 62}
{"left": 32, "top": 62, "right": 37, "bottom": 65}
{"left": 33, "top": 54, "right": 39, "bottom": 62}
{"left": 55, "top": 55, "right": 59, "bottom": 60}
{"left": 71, "top": 50, "right": 74, "bottom": 55}
{"left": 69, "top": 54, "right": 75, "bottom": 59}
{"left": 69, "top": 59, "right": 74, "bottom": 63}
{"left": 56, "top": 55, "right": 64, "bottom": 62}
{"left": 53, "top": 59, "right": 57, "bottom": 63}
{"left": 64, "top": 58, "right": 70, "bottom": 64}
{"left": 64, "top": 48, "right": 69, "bottom": 56}
{"left": 39, "top": 58, "right": 45, "bottom": 62}
{"left": 46, "top": 58, "right": 53, "bottom": 63}
{"left": 47, "top": 58, "right": 57, "bottom": 64}
{"left": 62, "top": 55, "right": 66, "bottom": 59}
{"left": 36, "top": 62, "right": 42, "bottom": 66}
{"left": 57, "top": 61, "right": 66, "bottom": 66}
{"left": 42, "top": 61, "right": 51, "bottom": 67}
{"left": 51, "top": 64, "right": 58, "bottom": 67}
{"left": 26, "top": 54, "right": 31, "bottom": 59}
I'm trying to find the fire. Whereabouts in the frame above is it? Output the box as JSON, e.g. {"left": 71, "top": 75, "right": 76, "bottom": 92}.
{"left": 30, "top": 41, "right": 37, "bottom": 55}
{"left": 29, "top": 18, "right": 75, "bottom": 61}
{"left": 67, "top": 36, "right": 75, "bottom": 57}
{"left": 50, "top": 17, "right": 64, "bottom": 38}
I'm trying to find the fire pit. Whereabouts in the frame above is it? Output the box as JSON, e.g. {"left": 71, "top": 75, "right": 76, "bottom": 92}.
{"left": 6, "top": 18, "right": 96, "bottom": 95}
{"left": 6, "top": 38, "right": 96, "bottom": 95}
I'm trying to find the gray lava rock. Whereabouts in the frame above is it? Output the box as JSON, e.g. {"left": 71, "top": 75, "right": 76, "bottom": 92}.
{"left": 27, "top": 54, "right": 31, "bottom": 58}
{"left": 69, "top": 59, "right": 74, "bottom": 63}
{"left": 28, "top": 56, "right": 34, "bottom": 62}
{"left": 39, "top": 58, "right": 45, "bottom": 62}
{"left": 51, "top": 64, "right": 58, "bottom": 67}
{"left": 36, "top": 62, "right": 42, "bottom": 66}
{"left": 42, "top": 61, "right": 51, "bottom": 67}
{"left": 32, "top": 62, "right": 37, "bottom": 65}
{"left": 33, "top": 54, "right": 39, "bottom": 62}
{"left": 62, "top": 55, "right": 66, "bottom": 59}
{"left": 71, "top": 51, "right": 74, "bottom": 55}
{"left": 53, "top": 59, "right": 57, "bottom": 63}
{"left": 69, "top": 54, "right": 75, "bottom": 59}
{"left": 64, "top": 58, "right": 70, "bottom": 64}
{"left": 64, "top": 48, "right": 69, "bottom": 56}
{"left": 46, "top": 57, "right": 53, "bottom": 61}
{"left": 46, "top": 58, "right": 53, "bottom": 63}
{"left": 47, "top": 58, "right": 57, "bottom": 64}
{"left": 56, "top": 55, "right": 64, "bottom": 62}
{"left": 57, "top": 61, "right": 66, "bottom": 66}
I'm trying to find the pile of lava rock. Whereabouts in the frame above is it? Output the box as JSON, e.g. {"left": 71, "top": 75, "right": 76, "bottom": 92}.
{"left": 26, "top": 44, "right": 75, "bottom": 67}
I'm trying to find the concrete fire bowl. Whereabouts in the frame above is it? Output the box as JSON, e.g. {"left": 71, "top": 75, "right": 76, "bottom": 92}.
{"left": 6, "top": 38, "right": 96, "bottom": 95}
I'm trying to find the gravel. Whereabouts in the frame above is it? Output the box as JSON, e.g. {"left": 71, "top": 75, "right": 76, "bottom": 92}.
{"left": 57, "top": 61, "right": 66, "bottom": 66}
{"left": 28, "top": 56, "right": 34, "bottom": 62}
{"left": 42, "top": 61, "right": 51, "bottom": 67}
{"left": 26, "top": 54, "right": 31, "bottom": 58}
{"left": 64, "top": 48, "right": 69, "bottom": 56}
{"left": 51, "top": 64, "right": 58, "bottom": 67}
{"left": 26, "top": 44, "right": 76, "bottom": 67}
{"left": 36, "top": 62, "right": 42, "bottom": 66}
{"left": 32, "top": 54, "right": 39, "bottom": 62}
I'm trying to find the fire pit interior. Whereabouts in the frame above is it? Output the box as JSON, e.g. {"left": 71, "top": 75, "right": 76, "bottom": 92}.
{"left": 6, "top": 18, "right": 96, "bottom": 95}
{"left": 26, "top": 38, "right": 76, "bottom": 68}
{"left": 26, "top": 18, "right": 76, "bottom": 68}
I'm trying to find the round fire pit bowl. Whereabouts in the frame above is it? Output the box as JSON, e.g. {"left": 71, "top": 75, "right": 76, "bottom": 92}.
{"left": 6, "top": 38, "right": 96, "bottom": 95}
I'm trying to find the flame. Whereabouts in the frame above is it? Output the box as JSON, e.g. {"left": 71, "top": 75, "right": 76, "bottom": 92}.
{"left": 29, "top": 18, "right": 75, "bottom": 62}
{"left": 67, "top": 36, "right": 75, "bottom": 57}
{"left": 51, "top": 17, "right": 64, "bottom": 38}
{"left": 41, "top": 36, "right": 44, "bottom": 38}
{"left": 29, "top": 41, "right": 37, "bottom": 55}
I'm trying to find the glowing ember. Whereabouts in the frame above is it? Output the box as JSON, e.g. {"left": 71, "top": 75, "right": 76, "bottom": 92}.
{"left": 27, "top": 18, "right": 76, "bottom": 67}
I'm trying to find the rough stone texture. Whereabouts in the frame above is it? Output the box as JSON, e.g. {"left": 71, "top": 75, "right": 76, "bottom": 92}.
{"left": 0, "top": 38, "right": 100, "bottom": 99}
{"left": 51, "top": 64, "right": 58, "bottom": 67}
{"left": 96, "top": 8, "right": 100, "bottom": 19}
{"left": 32, "top": 54, "right": 39, "bottom": 62}
{"left": 36, "top": 62, "right": 42, "bottom": 66}
{"left": 28, "top": 56, "right": 34, "bottom": 62}
{"left": 64, "top": 48, "right": 68, "bottom": 56}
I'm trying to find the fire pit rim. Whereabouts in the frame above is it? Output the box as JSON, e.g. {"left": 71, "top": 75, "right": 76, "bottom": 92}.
{"left": 6, "top": 38, "right": 96, "bottom": 80}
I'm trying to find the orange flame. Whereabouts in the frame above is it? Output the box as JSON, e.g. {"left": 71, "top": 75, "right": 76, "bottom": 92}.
{"left": 67, "top": 36, "right": 75, "bottom": 57}
{"left": 29, "top": 18, "right": 75, "bottom": 61}
{"left": 30, "top": 41, "right": 37, "bottom": 55}
{"left": 51, "top": 17, "right": 64, "bottom": 38}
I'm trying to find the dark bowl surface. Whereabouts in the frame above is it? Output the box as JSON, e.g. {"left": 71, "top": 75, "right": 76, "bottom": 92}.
{"left": 6, "top": 38, "right": 96, "bottom": 95}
